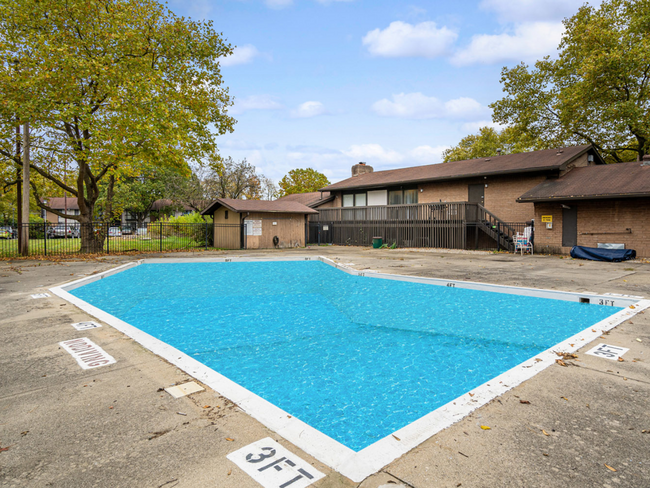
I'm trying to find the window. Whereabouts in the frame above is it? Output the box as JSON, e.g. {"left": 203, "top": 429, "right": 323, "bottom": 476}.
{"left": 388, "top": 190, "right": 402, "bottom": 205}
{"left": 224, "top": 210, "right": 228, "bottom": 220}
{"left": 342, "top": 194, "right": 354, "bottom": 207}
{"left": 404, "top": 189, "right": 418, "bottom": 204}
{"left": 355, "top": 193, "right": 366, "bottom": 206}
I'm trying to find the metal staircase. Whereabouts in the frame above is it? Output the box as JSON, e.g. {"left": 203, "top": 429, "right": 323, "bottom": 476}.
{"left": 475, "top": 205, "right": 516, "bottom": 251}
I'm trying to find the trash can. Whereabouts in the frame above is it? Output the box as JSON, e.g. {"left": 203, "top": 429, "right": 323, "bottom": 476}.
{"left": 372, "top": 236, "right": 383, "bottom": 249}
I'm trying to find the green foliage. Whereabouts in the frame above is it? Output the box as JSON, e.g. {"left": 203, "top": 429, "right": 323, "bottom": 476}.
{"left": 166, "top": 212, "right": 212, "bottom": 224}
{"left": 491, "top": 0, "right": 650, "bottom": 162}
{"left": 0, "top": 0, "right": 235, "bottom": 250}
{"left": 442, "top": 127, "right": 544, "bottom": 162}
{"left": 277, "top": 168, "right": 330, "bottom": 197}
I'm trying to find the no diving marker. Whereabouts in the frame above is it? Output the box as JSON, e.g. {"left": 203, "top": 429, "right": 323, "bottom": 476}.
{"left": 227, "top": 437, "right": 325, "bottom": 488}
{"left": 71, "top": 321, "right": 102, "bottom": 331}
{"left": 585, "top": 343, "right": 630, "bottom": 360}
{"left": 59, "top": 337, "right": 116, "bottom": 369}
{"left": 31, "top": 293, "right": 50, "bottom": 299}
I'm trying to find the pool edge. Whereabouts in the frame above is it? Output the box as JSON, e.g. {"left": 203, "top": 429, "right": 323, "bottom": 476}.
{"left": 49, "top": 257, "right": 649, "bottom": 482}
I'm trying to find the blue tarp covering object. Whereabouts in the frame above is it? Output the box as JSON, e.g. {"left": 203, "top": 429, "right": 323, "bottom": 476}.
{"left": 570, "top": 246, "right": 636, "bottom": 262}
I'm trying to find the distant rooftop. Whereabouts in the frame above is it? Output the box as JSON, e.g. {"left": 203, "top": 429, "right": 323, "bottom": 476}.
{"left": 274, "top": 191, "right": 333, "bottom": 208}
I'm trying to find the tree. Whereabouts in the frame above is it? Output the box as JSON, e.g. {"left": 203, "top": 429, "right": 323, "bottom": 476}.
{"left": 491, "top": 0, "right": 650, "bottom": 162}
{"left": 277, "top": 168, "right": 330, "bottom": 197}
{"left": 0, "top": 0, "right": 235, "bottom": 251}
{"left": 203, "top": 156, "right": 264, "bottom": 200}
{"left": 99, "top": 166, "right": 186, "bottom": 226}
{"left": 259, "top": 175, "right": 278, "bottom": 201}
{"left": 442, "top": 127, "right": 545, "bottom": 162}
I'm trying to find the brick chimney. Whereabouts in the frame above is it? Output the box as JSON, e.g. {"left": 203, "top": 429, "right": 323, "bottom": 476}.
{"left": 352, "top": 162, "right": 373, "bottom": 177}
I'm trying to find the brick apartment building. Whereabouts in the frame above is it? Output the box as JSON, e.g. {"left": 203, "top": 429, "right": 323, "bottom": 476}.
{"left": 317, "top": 146, "right": 649, "bottom": 257}
{"left": 321, "top": 145, "right": 603, "bottom": 223}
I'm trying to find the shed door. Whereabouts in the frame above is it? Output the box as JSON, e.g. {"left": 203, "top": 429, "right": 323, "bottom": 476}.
{"left": 562, "top": 206, "right": 578, "bottom": 247}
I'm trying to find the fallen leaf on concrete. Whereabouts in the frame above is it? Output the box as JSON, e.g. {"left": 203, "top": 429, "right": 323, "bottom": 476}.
{"left": 641, "top": 430, "right": 648, "bottom": 434}
{"left": 109, "top": 406, "right": 114, "bottom": 409}
{"left": 618, "top": 357, "right": 624, "bottom": 362}
{"left": 226, "top": 437, "right": 234, "bottom": 441}
{"left": 227, "top": 469, "right": 232, "bottom": 476}
{"left": 520, "top": 400, "right": 531, "bottom": 404}
{"left": 0, "top": 446, "right": 9, "bottom": 453}
{"left": 480, "top": 426, "right": 491, "bottom": 430}
{"left": 468, "top": 393, "right": 474, "bottom": 397}
{"left": 604, "top": 464, "right": 617, "bottom": 472}
{"left": 556, "top": 359, "right": 567, "bottom": 367}
{"left": 636, "top": 338, "right": 642, "bottom": 342}
{"left": 20, "top": 431, "right": 29, "bottom": 436}
{"left": 542, "top": 430, "right": 550, "bottom": 436}
{"left": 561, "top": 397, "right": 568, "bottom": 401}
{"left": 392, "top": 434, "right": 401, "bottom": 441}
{"left": 203, "top": 405, "right": 210, "bottom": 408}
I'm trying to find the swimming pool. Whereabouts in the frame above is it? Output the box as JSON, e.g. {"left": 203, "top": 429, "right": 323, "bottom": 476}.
{"left": 52, "top": 257, "right": 647, "bottom": 481}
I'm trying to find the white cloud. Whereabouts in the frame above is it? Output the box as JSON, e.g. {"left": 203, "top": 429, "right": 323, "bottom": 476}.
{"left": 362, "top": 21, "right": 457, "bottom": 58}
{"left": 291, "top": 101, "right": 329, "bottom": 118}
{"left": 480, "top": 0, "right": 591, "bottom": 23}
{"left": 372, "top": 92, "right": 489, "bottom": 120}
{"left": 460, "top": 120, "right": 506, "bottom": 133}
{"left": 230, "top": 95, "right": 283, "bottom": 115}
{"left": 265, "top": 0, "right": 293, "bottom": 9}
{"left": 342, "top": 144, "right": 404, "bottom": 164}
{"left": 220, "top": 44, "right": 260, "bottom": 67}
{"left": 409, "top": 145, "right": 449, "bottom": 163}
{"left": 452, "top": 22, "right": 564, "bottom": 66}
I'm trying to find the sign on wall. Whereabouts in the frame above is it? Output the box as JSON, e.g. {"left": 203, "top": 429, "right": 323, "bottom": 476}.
{"left": 246, "top": 220, "right": 262, "bottom": 236}
{"left": 541, "top": 215, "right": 553, "bottom": 223}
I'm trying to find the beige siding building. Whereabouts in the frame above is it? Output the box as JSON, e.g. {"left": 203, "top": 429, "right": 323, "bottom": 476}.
{"left": 202, "top": 198, "right": 318, "bottom": 250}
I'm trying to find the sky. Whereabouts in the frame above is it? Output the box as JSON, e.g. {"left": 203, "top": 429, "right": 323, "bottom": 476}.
{"left": 167, "top": 0, "right": 594, "bottom": 184}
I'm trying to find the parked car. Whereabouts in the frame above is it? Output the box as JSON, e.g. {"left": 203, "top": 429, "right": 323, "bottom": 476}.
{"left": 121, "top": 225, "right": 133, "bottom": 235}
{"left": 0, "top": 226, "right": 14, "bottom": 239}
{"left": 47, "top": 224, "right": 80, "bottom": 238}
{"left": 108, "top": 227, "right": 122, "bottom": 237}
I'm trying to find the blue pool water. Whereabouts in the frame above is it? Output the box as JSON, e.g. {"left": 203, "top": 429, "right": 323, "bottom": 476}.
{"left": 71, "top": 261, "right": 620, "bottom": 451}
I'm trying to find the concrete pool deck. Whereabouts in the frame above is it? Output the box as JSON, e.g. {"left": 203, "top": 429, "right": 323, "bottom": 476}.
{"left": 1, "top": 247, "right": 649, "bottom": 487}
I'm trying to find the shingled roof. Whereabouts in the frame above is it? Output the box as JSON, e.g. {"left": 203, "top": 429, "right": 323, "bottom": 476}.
{"left": 44, "top": 197, "right": 79, "bottom": 210}
{"left": 518, "top": 162, "right": 650, "bottom": 202}
{"left": 321, "top": 145, "right": 601, "bottom": 191}
{"left": 201, "top": 198, "right": 318, "bottom": 215}
{"left": 274, "top": 191, "right": 333, "bottom": 207}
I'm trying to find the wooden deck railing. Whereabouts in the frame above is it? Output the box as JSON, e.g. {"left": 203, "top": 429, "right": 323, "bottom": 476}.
{"left": 308, "top": 202, "right": 527, "bottom": 250}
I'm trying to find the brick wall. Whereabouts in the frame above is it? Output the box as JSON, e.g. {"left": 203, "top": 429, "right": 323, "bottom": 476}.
{"left": 534, "top": 198, "right": 650, "bottom": 258}
{"left": 418, "top": 174, "right": 546, "bottom": 222}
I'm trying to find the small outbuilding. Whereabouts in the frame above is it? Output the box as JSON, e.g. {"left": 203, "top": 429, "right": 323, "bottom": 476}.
{"left": 518, "top": 160, "right": 650, "bottom": 258}
{"left": 201, "top": 198, "right": 318, "bottom": 250}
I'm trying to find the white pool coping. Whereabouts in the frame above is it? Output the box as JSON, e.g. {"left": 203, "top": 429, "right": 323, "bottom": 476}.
{"left": 50, "top": 256, "right": 649, "bottom": 482}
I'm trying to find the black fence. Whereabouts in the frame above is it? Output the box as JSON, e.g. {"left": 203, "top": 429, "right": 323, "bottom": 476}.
{"left": 308, "top": 202, "right": 533, "bottom": 251}
{"left": 0, "top": 221, "right": 246, "bottom": 258}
